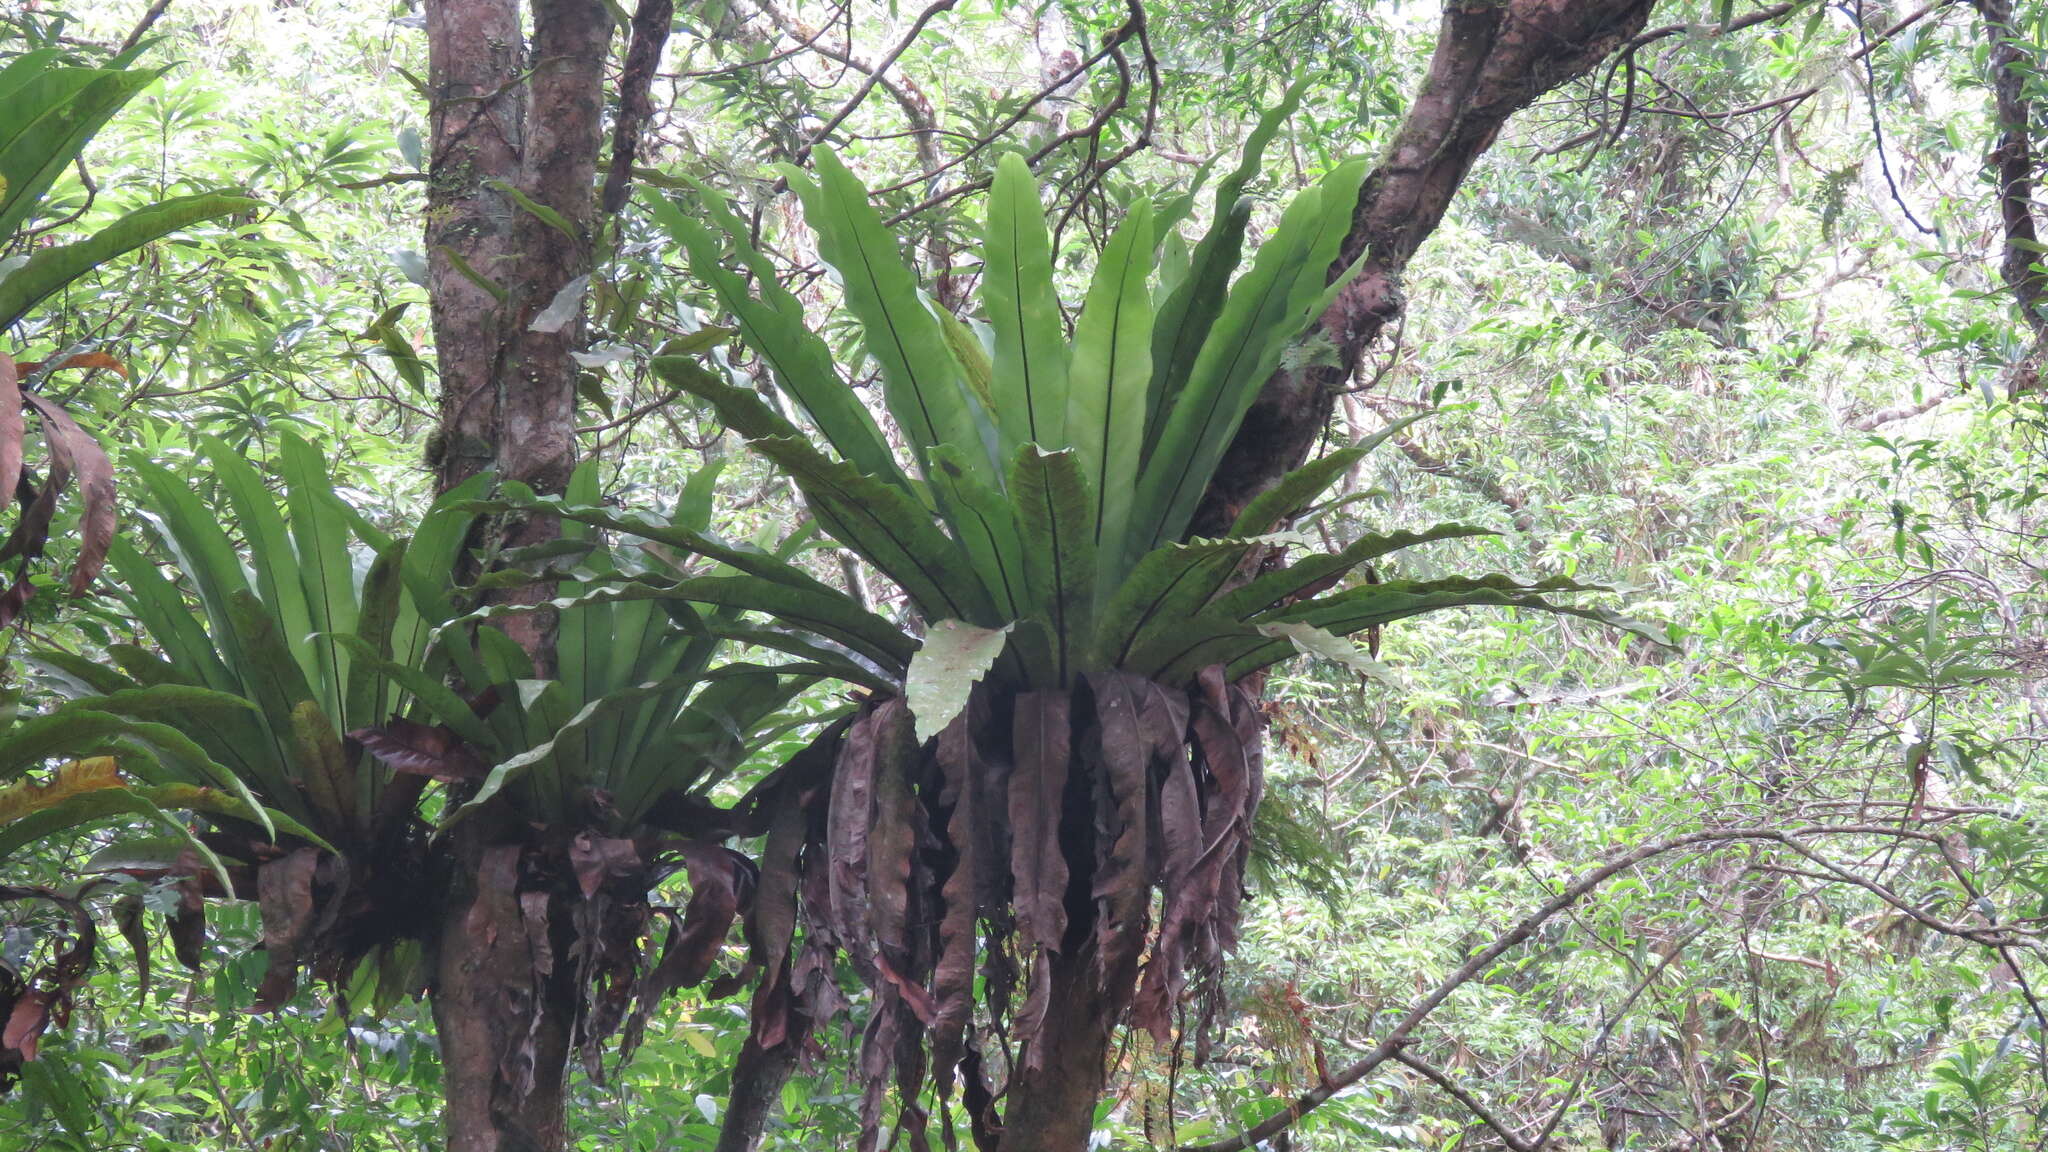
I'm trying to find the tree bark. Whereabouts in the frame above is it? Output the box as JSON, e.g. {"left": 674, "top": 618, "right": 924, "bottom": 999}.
{"left": 1191, "top": 0, "right": 1660, "bottom": 536}
{"left": 426, "top": 0, "right": 526, "bottom": 495}
{"left": 995, "top": 939, "right": 1116, "bottom": 1152}
{"left": 431, "top": 824, "right": 582, "bottom": 1152}
{"left": 426, "top": 0, "right": 610, "bottom": 668}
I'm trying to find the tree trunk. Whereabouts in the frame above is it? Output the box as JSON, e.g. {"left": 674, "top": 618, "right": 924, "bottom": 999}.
{"left": 425, "top": 0, "right": 610, "bottom": 667}
{"left": 996, "top": 940, "right": 1116, "bottom": 1152}
{"left": 422, "top": 2, "right": 612, "bottom": 1148}
{"left": 430, "top": 825, "right": 582, "bottom": 1152}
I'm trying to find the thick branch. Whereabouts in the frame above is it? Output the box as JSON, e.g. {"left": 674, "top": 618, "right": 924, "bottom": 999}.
{"left": 1190, "top": 0, "right": 1661, "bottom": 536}
{"left": 600, "top": 0, "right": 676, "bottom": 214}
{"left": 1975, "top": 0, "right": 2048, "bottom": 340}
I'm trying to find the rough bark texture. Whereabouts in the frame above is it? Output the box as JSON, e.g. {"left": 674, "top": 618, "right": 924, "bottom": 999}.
{"left": 1977, "top": 0, "right": 2048, "bottom": 339}
{"left": 432, "top": 823, "right": 581, "bottom": 1152}
{"left": 426, "top": 0, "right": 526, "bottom": 493}
{"left": 994, "top": 940, "right": 1115, "bottom": 1152}
{"left": 1974, "top": 0, "right": 2048, "bottom": 400}
{"left": 1190, "top": 0, "right": 1660, "bottom": 537}
{"left": 600, "top": 0, "right": 675, "bottom": 215}
{"left": 714, "top": 1022, "right": 808, "bottom": 1152}
{"left": 427, "top": 0, "right": 610, "bottom": 666}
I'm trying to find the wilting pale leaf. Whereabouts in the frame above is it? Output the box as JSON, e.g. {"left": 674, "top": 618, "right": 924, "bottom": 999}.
{"left": 1257, "top": 621, "right": 1404, "bottom": 685}
{"left": 529, "top": 274, "right": 590, "bottom": 333}
{"left": 906, "top": 620, "right": 1012, "bottom": 743}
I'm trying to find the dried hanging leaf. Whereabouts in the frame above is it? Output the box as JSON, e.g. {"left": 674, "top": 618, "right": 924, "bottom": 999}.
{"left": 113, "top": 891, "right": 149, "bottom": 1002}
{"left": 568, "top": 833, "right": 641, "bottom": 900}
{"left": 1089, "top": 673, "right": 1172, "bottom": 998}
{"left": 351, "top": 718, "right": 488, "bottom": 781}
{"left": 21, "top": 394, "right": 113, "bottom": 597}
{"left": 252, "top": 847, "right": 321, "bottom": 1012}
{"left": 826, "top": 703, "right": 885, "bottom": 966}
{"left": 1132, "top": 669, "right": 1261, "bottom": 1041}
{"left": 168, "top": 876, "right": 206, "bottom": 971}
{"left": 1008, "top": 689, "right": 1071, "bottom": 1058}
{"left": 0, "top": 884, "right": 101, "bottom": 1085}
{"left": 929, "top": 703, "right": 985, "bottom": 1093}
{"left": 0, "top": 355, "right": 21, "bottom": 518}
{"left": 866, "top": 699, "right": 918, "bottom": 981}
{"left": 671, "top": 842, "right": 754, "bottom": 987}
{"left": 1008, "top": 690, "right": 1071, "bottom": 959}
{"left": 14, "top": 353, "right": 129, "bottom": 379}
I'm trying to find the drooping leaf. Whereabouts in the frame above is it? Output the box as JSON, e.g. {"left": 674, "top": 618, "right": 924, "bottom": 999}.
{"left": 0, "top": 356, "right": 21, "bottom": 521}
{"left": 0, "top": 194, "right": 258, "bottom": 328}
{"left": 0, "top": 62, "right": 166, "bottom": 237}
{"left": 1209, "top": 523, "right": 1496, "bottom": 622}
{"left": 1008, "top": 690, "right": 1070, "bottom": 962}
{"left": 252, "top": 847, "right": 321, "bottom": 1012}
{"left": 1255, "top": 621, "right": 1403, "bottom": 683}
{"left": 18, "top": 395, "right": 113, "bottom": 598}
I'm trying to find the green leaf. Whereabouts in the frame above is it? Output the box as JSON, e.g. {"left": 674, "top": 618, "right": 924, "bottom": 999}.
{"left": 1011, "top": 447, "right": 1095, "bottom": 684}
{"left": 130, "top": 456, "right": 256, "bottom": 670}
{"left": 982, "top": 153, "right": 1070, "bottom": 453}
{"left": 906, "top": 620, "right": 1013, "bottom": 743}
{"left": 27, "top": 684, "right": 258, "bottom": 724}
{"left": 201, "top": 436, "right": 317, "bottom": 692}
{"left": 750, "top": 435, "right": 999, "bottom": 626}
{"left": 0, "top": 64, "right": 165, "bottom": 238}
{"left": 0, "top": 193, "right": 257, "bottom": 328}
{"left": 453, "top": 574, "right": 914, "bottom": 676}
{"left": 785, "top": 150, "right": 989, "bottom": 479}
{"left": 446, "top": 666, "right": 804, "bottom": 826}
{"left": 0, "top": 786, "right": 238, "bottom": 895}
{"left": 1131, "top": 575, "right": 1673, "bottom": 682}
{"left": 457, "top": 478, "right": 842, "bottom": 597}
{"left": 1093, "top": 536, "right": 1270, "bottom": 669}
{"left": 488, "top": 179, "right": 575, "bottom": 238}
{"left": 926, "top": 443, "right": 1029, "bottom": 623}
{"left": 642, "top": 187, "right": 905, "bottom": 486}
{"left": 1065, "top": 201, "right": 1156, "bottom": 575}
{"left": 1209, "top": 524, "right": 1497, "bottom": 621}
{"left": 25, "top": 650, "right": 142, "bottom": 698}
{"left": 433, "top": 243, "right": 509, "bottom": 304}
{"left": 279, "top": 433, "right": 359, "bottom": 719}
{"left": 1131, "top": 159, "right": 1369, "bottom": 553}
{"left": 1146, "top": 80, "right": 1301, "bottom": 446}
{"left": 104, "top": 537, "right": 235, "bottom": 691}
{"left": 343, "top": 538, "right": 406, "bottom": 750}
{"left": 322, "top": 632, "right": 497, "bottom": 749}
{"left": 1254, "top": 621, "right": 1403, "bottom": 684}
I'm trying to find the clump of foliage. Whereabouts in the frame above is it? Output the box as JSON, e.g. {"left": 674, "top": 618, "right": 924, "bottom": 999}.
{"left": 0, "top": 50, "right": 254, "bottom": 628}
{"left": 457, "top": 136, "right": 1662, "bottom": 1146}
